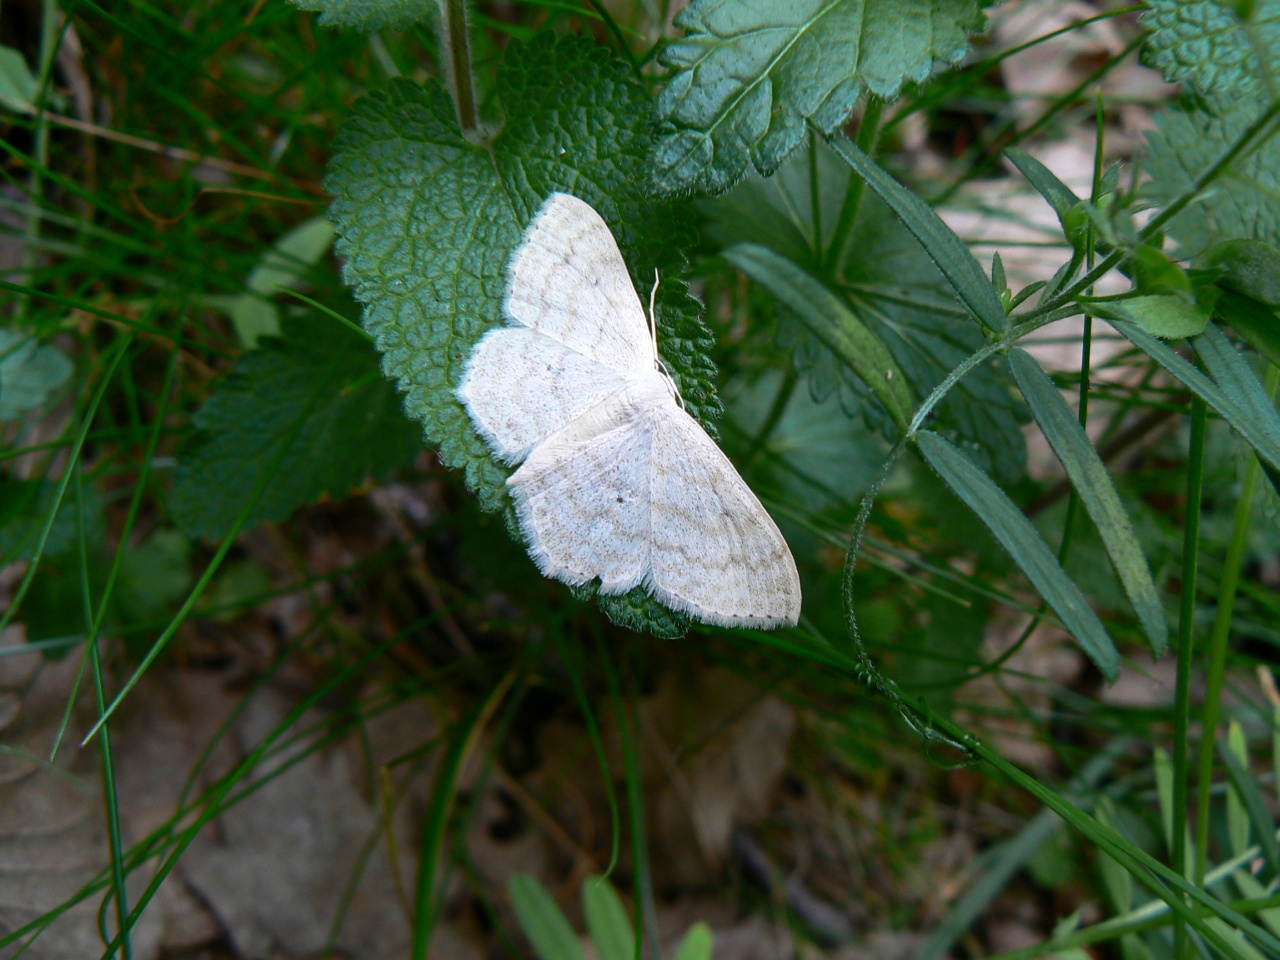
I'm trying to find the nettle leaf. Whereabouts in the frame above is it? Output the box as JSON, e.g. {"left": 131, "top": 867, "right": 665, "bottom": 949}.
{"left": 171, "top": 310, "right": 420, "bottom": 540}
{"left": 1143, "top": 98, "right": 1280, "bottom": 257}
{"left": 287, "top": 0, "right": 433, "bottom": 30}
{"left": 704, "top": 148, "right": 1027, "bottom": 482}
{"left": 326, "top": 34, "right": 717, "bottom": 636}
{"left": 0, "top": 329, "right": 73, "bottom": 420}
{"left": 653, "top": 0, "right": 986, "bottom": 195}
{"left": 1141, "top": 0, "right": 1280, "bottom": 98}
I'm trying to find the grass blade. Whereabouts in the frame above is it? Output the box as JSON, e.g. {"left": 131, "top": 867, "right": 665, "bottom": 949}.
{"left": 915, "top": 430, "right": 1119, "bottom": 679}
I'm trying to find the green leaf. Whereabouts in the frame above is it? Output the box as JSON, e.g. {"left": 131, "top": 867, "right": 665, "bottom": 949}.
{"left": 1141, "top": 0, "right": 1280, "bottom": 98}
{"left": 0, "top": 45, "right": 38, "bottom": 114}
{"left": 0, "top": 479, "right": 91, "bottom": 562}
{"left": 1117, "top": 321, "right": 1280, "bottom": 474}
{"left": 509, "top": 874, "right": 587, "bottom": 960}
{"left": 0, "top": 329, "right": 73, "bottom": 420}
{"left": 673, "top": 922, "right": 714, "bottom": 960}
{"left": 724, "top": 243, "right": 913, "bottom": 430}
{"left": 226, "top": 216, "right": 336, "bottom": 348}
{"left": 914, "top": 430, "right": 1119, "bottom": 679}
{"left": 116, "top": 530, "right": 194, "bottom": 626}
{"left": 170, "top": 310, "right": 420, "bottom": 539}
{"left": 327, "top": 33, "right": 718, "bottom": 634}
{"left": 1217, "top": 291, "right": 1280, "bottom": 368}
{"left": 1104, "top": 293, "right": 1213, "bottom": 339}
{"left": 703, "top": 149, "right": 1026, "bottom": 481}
{"left": 1200, "top": 238, "right": 1280, "bottom": 307}
{"left": 1010, "top": 349, "right": 1167, "bottom": 653}
{"left": 581, "top": 877, "right": 634, "bottom": 960}
{"left": 823, "top": 136, "right": 1008, "bottom": 333}
{"left": 1225, "top": 721, "right": 1252, "bottom": 859}
{"left": 652, "top": 0, "right": 985, "bottom": 195}
{"left": 287, "top": 0, "right": 433, "bottom": 30}
{"left": 1142, "top": 98, "right": 1280, "bottom": 257}
{"left": 1005, "top": 147, "right": 1083, "bottom": 234}
{"left": 1093, "top": 797, "right": 1133, "bottom": 912}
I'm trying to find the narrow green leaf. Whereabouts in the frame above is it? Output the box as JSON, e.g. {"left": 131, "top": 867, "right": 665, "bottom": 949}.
{"left": 1225, "top": 722, "right": 1251, "bottom": 859}
{"left": 823, "top": 136, "right": 1008, "bottom": 333}
{"left": 1005, "top": 147, "right": 1081, "bottom": 228}
{"left": 510, "top": 875, "right": 587, "bottom": 960}
{"left": 724, "top": 243, "right": 913, "bottom": 430}
{"left": 1117, "top": 321, "right": 1280, "bottom": 474}
{"left": 1094, "top": 797, "right": 1133, "bottom": 912}
{"left": 915, "top": 430, "right": 1119, "bottom": 678}
{"left": 673, "top": 922, "right": 714, "bottom": 960}
{"left": 1153, "top": 746, "right": 1174, "bottom": 853}
{"left": 581, "top": 877, "right": 634, "bottom": 960}
{"left": 1220, "top": 729, "right": 1280, "bottom": 875}
{"left": 0, "top": 45, "right": 38, "bottom": 114}
{"left": 1010, "top": 349, "right": 1167, "bottom": 653}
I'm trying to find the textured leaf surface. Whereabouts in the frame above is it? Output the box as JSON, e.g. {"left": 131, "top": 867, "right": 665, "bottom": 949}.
{"left": 1010, "top": 349, "right": 1167, "bottom": 654}
{"left": 287, "top": 0, "right": 432, "bottom": 30}
{"left": 326, "top": 34, "right": 717, "bottom": 635}
{"left": 704, "top": 149, "right": 1026, "bottom": 481}
{"left": 653, "top": 0, "right": 984, "bottom": 194}
{"left": 171, "top": 311, "right": 420, "bottom": 539}
{"left": 0, "top": 329, "right": 72, "bottom": 420}
{"left": 1141, "top": 0, "right": 1280, "bottom": 98}
{"left": 1143, "top": 99, "right": 1280, "bottom": 257}
{"left": 915, "top": 431, "right": 1119, "bottom": 679}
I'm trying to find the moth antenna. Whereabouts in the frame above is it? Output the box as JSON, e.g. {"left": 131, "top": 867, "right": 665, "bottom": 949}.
{"left": 649, "top": 268, "right": 685, "bottom": 410}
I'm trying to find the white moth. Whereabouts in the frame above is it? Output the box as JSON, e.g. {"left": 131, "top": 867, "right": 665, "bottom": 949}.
{"left": 458, "top": 193, "right": 801, "bottom": 629}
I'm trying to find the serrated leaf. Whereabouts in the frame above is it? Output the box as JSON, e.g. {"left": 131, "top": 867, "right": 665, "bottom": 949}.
{"left": 703, "top": 148, "right": 1026, "bottom": 481}
{"left": 509, "top": 875, "right": 587, "bottom": 960}
{"left": 1010, "top": 349, "right": 1167, "bottom": 653}
{"left": 1142, "top": 98, "right": 1280, "bottom": 258}
{"left": 915, "top": 430, "right": 1119, "bottom": 679}
{"left": 652, "top": 0, "right": 985, "bottom": 195}
{"left": 824, "top": 136, "right": 1008, "bottom": 333}
{"left": 1200, "top": 238, "right": 1280, "bottom": 306}
{"left": 723, "top": 243, "right": 913, "bottom": 430}
{"left": 170, "top": 310, "right": 420, "bottom": 539}
{"left": 581, "top": 877, "right": 634, "bottom": 960}
{"left": 326, "top": 34, "right": 720, "bottom": 635}
{"left": 1117, "top": 320, "right": 1280, "bottom": 473}
{"left": 0, "top": 329, "right": 73, "bottom": 420}
{"left": 287, "top": 0, "right": 433, "bottom": 30}
{"left": 1141, "top": 0, "right": 1280, "bottom": 98}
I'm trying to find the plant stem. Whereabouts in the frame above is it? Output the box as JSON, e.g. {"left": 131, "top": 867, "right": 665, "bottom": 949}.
{"left": 825, "top": 98, "right": 884, "bottom": 276}
{"left": 1173, "top": 396, "right": 1206, "bottom": 960}
{"left": 1195, "top": 364, "right": 1280, "bottom": 882}
{"left": 439, "top": 0, "right": 478, "bottom": 137}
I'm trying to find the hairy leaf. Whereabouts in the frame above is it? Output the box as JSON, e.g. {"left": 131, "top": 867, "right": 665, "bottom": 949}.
{"left": 915, "top": 430, "right": 1119, "bottom": 679}
{"left": 287, "top": 0, "right": 433, "bottom": 30}
{"left": 704, "top": 148, "right": 1026, "bottom": 482}
{"left": 170, "top": 311, "right": 420, "bottom": 539}
{"left": 1142, "top": 98, "right": 1280, "bottom": 257}
{"left": 653, "top": 0, "right": 985, "bottom": 195}
{"left": 1141, "top": 0, "right": 1280, "bottom": 98}
{"left": 327, "top": 34, "right": 717, "bottom": 635}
